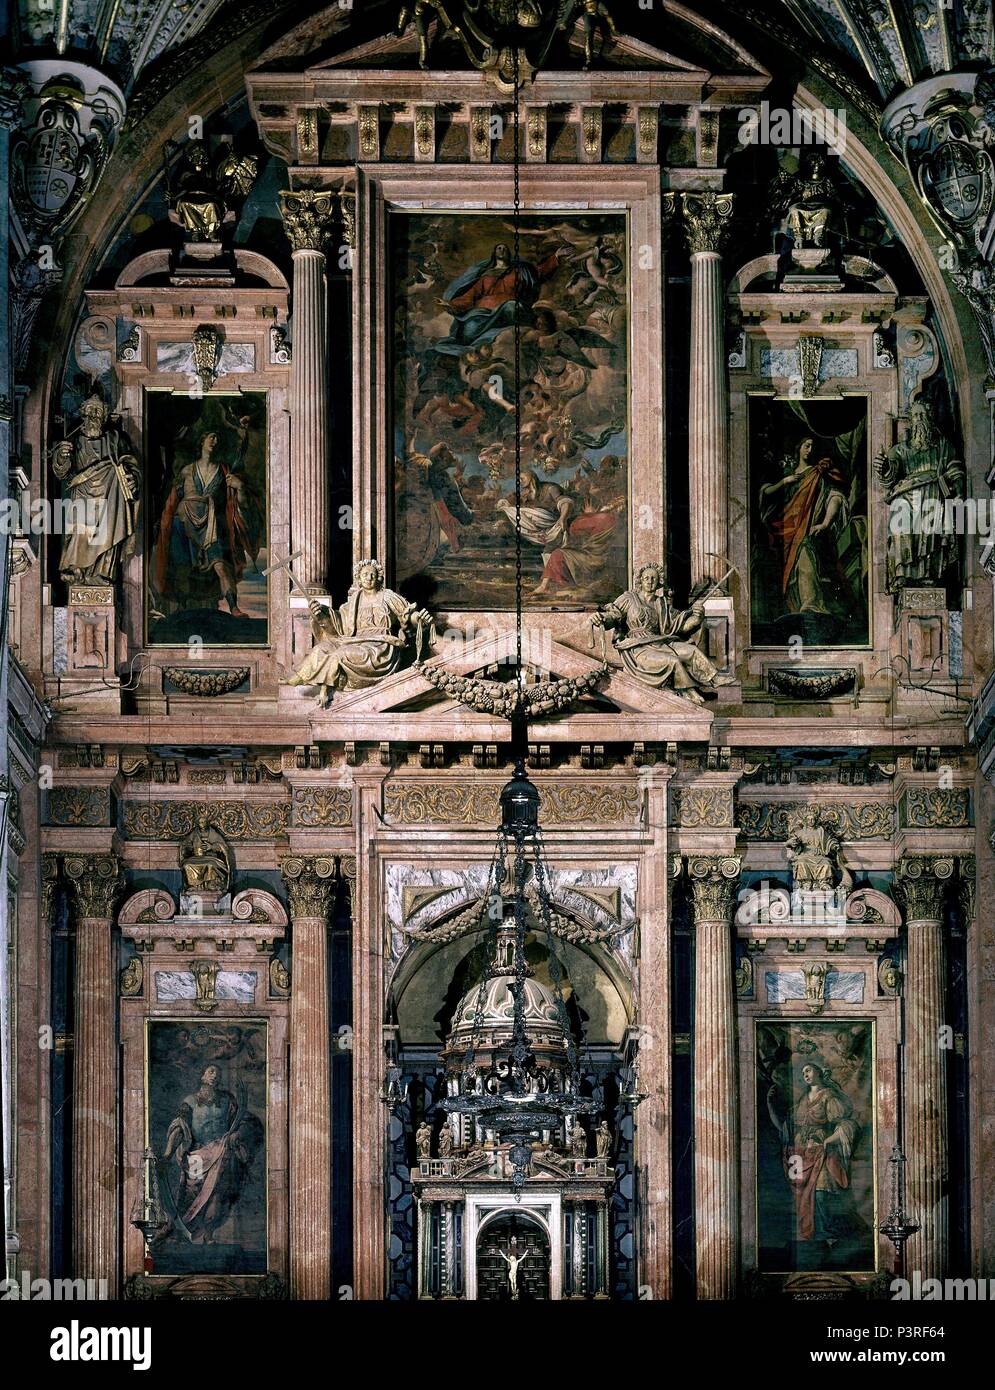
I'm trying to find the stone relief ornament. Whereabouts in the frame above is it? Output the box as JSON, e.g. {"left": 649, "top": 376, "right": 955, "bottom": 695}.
{"left": 11, "top": 69, "right": 123, "bottom": 244}
{"left": 593, "top": 564, "right": 735, "bottom": 704}
{"left": 803, "top": 961, "right": 829, "bottom": 1014}
{"left": 120, "top": 955, "right": 144, "bottom": 998}
{"left": 785, "top": 806, "right": 853, "bottom": 895}
{"left": 191, "top": 324, "right": 222, "bottom": 393}
{"left": 51, "top": 393, "right": 141, "bottom": 586}
{"left": 419, "top": 662, "right": 606, "bottom": 718}
{"left": 123, "top": 800, "right": 290, "bottom": 841}
{"left": 766, "top": 667, "right": 857, "bottom": 700}
{"left": 162, "top": 667, "right": 250, "bottom": 697}
{"left": 875, "top": 399, "right": 965, "bottom": 591}
{"left": 165, "top": 139, "right": 257, "bottom": 243}
{"left": 283, "top": 559, "right": 435, "bottom": 709}
{"left": 269, "top": 957, "right": 290, "bottom": 998}
{"left": 877, "top": 957, "right": 902, "bottom": 997}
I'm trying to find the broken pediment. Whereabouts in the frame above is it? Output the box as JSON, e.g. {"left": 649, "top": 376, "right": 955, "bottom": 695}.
{"left": 249, "top": 0, "right": 769, "bottom": 94}
{"left": 301, "top": 625, "right": 715, "bottom": 741}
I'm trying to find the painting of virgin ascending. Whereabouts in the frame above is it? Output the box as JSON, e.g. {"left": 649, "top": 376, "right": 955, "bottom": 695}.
{"left": 391, "top": 212, "right": 630, "bottom": 609}
{"left": 756, "top": 1020, "right": 876, "bottom": 1273}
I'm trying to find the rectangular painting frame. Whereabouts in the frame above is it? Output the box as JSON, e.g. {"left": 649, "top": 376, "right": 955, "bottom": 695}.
{"left": 747, "top": 393, "right": 872, "bottom": 651}
{"left": 388, "top": 208, "right": 632, "bottom": 612}
{"left": 353, "top": 165, "right": 666, "bottom": 623}
{"left": 143, "top": 387, "right": 270, "bottom": 648}
{"left": 754, "top": 1017, "right": 878, "bottom": 1276}
{"left": 143, "top": 1016, "right": 269, "bottom": 1277}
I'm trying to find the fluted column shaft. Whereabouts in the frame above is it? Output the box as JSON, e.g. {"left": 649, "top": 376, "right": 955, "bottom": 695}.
{"left": 689, "top": 855, "right": 741, "bottom": 1300}
{"left": 281, "top": 854, "right": 336, "bottom": 1299}
{"left": 64, "top": 854, "right": 121, "bottom": 1289}
{"left": 280, "top": 191, "right": 338, "bottom": 594}
{"left": 898, "top": 856, "right": 953, "bottom": 1282}
{"left": 681, "top": 193, "right": 734, "bottom": 588}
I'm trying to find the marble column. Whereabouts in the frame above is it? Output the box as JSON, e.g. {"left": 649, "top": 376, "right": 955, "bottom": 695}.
{"left": 680, "top": 192, "right": 735, "bottom": 588}
{"left": 638, "top": 766, "right": 675, "bottom": 1298}
{"left": 281, "top": 853, "right": 336, "bottom": 1299}
{"left": 688, "top": 854, "right": 742, "bottom": 1300}
{"left": 279, "top": 190, "right": 337, "bottom": 594}
{"left": 897, "top": 854, "right": 954, "bottom": 1282}
{"left": 63, "top": 853, "right": 122, "bottom": 1289}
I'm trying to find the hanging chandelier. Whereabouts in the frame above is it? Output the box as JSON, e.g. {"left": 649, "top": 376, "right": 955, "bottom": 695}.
{"left": 440, "top": 56, "right": 596, "bottom": 1191}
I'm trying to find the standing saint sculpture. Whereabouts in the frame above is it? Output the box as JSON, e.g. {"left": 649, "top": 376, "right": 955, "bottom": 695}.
{"left": 592, "top": 563, "right": 734, "bottom": 704}
{"left": 53, "top": 393, "right": 142, "bottom": 586}
{"left": 283, "top": 559, "right": 434, "bottom": 708}
{"left": 876, "top": 399, "right": 965, "bottom": 591}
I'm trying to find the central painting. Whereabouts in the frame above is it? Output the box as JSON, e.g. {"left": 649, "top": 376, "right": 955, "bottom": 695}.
{"left": 390, "top": 211, "right": 630, "bottom": 610}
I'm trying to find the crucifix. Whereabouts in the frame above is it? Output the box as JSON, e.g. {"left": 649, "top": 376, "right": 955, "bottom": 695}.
{"left": 262, "top": 548, "right": 322, "bottom": 602}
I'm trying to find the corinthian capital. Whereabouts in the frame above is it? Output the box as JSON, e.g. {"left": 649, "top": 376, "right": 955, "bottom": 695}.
{"left": 688, "top": 855, "right": 742, "bottom": 923}
{"left": 280, "top": 854, "right": 337, "bottom": 920}
{"left": 896, "top": 855, "right": 954, "bottom": 922}
{"left": 63, "top": 853, "right": 123, "bottom": 921}
{"left": 680, "top": 191, "right": 735, "bottom": 256}
{"left": 279, "top": 189, "right": 337, "bottom": 253}
{"left": 41, "top": 852, "right": 60, "bottom": 924}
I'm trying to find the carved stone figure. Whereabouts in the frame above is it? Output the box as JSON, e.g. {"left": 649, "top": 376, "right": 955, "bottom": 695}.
{"left": 786, "top": 806, "right": 853, "bottom": 895}
{"left": 593, "top": 564, "right": 734, "bottom": 704}
{"left": 52, "top": 393, "right": 141, "bottom": 585}
{"left": 595, "top": 1119, "right": 611, "bottom": 1159}
{"left": 283, "top": 559, "right": 434, "bottom": 708}
{"left": 770, "top": 151, "right": 844, "bottom": 252}
{"left": 438, "top": 1125, "right": 455, "bottom": 1157}
{"left": 570, "top": 1122, "right": 587, "bottom": 1157}
{"left": 166, "top": 139, "right": 257, "bottom": 243}
{"left": 558, "top": 0, "right": 617, "bottom": 69}
{"left": 415, "top": 1121, "right": 432, "bottom": 1159}
{"left": 179, "top": 808, "right": 233, "bottom": 899}
{"left": 875, "top": 399, "right": 965, "bottom": 591}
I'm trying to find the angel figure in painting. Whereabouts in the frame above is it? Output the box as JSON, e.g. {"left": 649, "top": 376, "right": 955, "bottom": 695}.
{"left": 767, "top": 1062, "right": 860, "bottom": 1251}
{"left": 593, "top": 564, "right": 734, "bottom": 704}
{"left": 283, "top": 559, "right": 434, "bottom": 708}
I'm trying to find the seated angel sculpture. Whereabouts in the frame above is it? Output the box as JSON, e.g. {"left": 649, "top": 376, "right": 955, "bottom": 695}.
{"left": 283, "top": 559, "right": 433, "bottom": 708}
{"left": 592, "top": 563, "right": 734, "bottom": 704}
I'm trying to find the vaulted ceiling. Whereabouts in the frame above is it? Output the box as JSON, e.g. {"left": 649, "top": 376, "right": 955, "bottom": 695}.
{"left": 11, "top": 0, "right": 993, "bottom": 112}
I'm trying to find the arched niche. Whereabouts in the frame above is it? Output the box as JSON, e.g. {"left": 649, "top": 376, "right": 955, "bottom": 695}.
{"left": 393, "top": 926, "right": 632, "bottom": 1049}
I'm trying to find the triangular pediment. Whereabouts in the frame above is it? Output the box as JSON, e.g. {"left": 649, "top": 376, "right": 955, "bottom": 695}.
{"left": 254, "top": 1, "right": 769, "bottom": 80}
{"left": 309, "top": 625, "right": 714, "bottom": 737}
